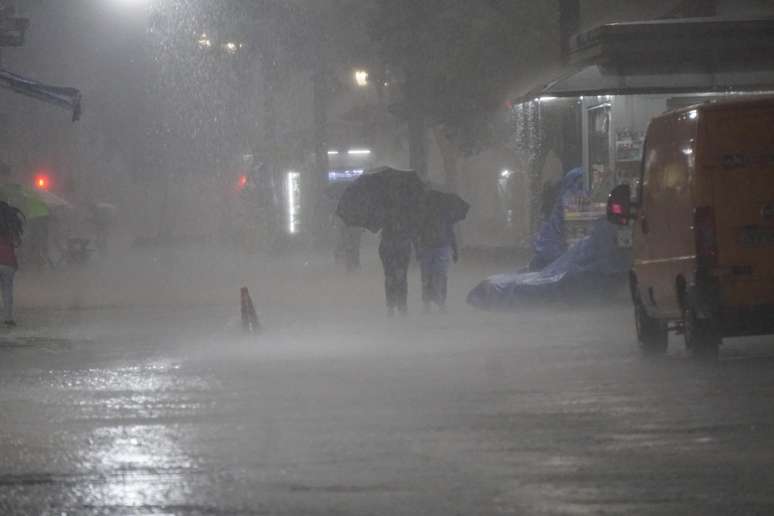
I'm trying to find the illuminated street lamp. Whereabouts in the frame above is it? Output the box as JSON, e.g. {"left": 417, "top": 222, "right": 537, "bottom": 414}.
{"left": 110, "top": 0, "right": 150, "bottom": 6}
{"left": 224, "top": 41, "right": 238, "bottom": 55}
{"left": 354, "top": 69, "right": 369, "bottom": 87}
{"left": 197, "top": 33, "right": 212, "bottom": 49}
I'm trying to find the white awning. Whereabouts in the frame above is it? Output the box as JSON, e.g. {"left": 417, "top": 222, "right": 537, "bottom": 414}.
{"left": 523, "top": 65, "right": 774, "bottom": 101}
{"left": 516, "top": 17, "right": 774, "bottom": 103}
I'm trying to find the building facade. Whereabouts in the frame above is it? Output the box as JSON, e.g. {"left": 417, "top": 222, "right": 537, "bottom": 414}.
{"left": 494, "top": 0, "right": 774, "bottom": 248}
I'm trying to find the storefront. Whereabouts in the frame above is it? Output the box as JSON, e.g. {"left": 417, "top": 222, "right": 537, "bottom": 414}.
{"left": 514, "top": 16, "right": 774, "bottom": 245}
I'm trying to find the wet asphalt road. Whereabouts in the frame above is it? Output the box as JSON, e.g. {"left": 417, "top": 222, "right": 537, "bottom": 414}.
{"left": 2, "top": 263, "right": 774, "bottom": 515}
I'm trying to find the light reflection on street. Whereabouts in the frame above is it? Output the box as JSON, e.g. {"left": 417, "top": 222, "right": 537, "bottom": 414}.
{"left": 83, "top": 424, "right": 195, "bottom": 510}
{"left": 57, "top": 361, "right": 205, "bottom": 510}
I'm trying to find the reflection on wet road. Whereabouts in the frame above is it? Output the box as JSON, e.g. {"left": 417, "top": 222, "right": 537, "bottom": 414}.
{"left": 2, "top": 301, "right": 774, "bottom": 515}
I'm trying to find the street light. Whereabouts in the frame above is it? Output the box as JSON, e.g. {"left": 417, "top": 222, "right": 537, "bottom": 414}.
{"left": 354, "top": 69, "right": 368, "bottom": 87}
{"left": 109, "top": 0, "right": 151, "bottom": 7}
{"left": 197, "top": 33, "right": 212, "bottom": 48}
{"left": 103, "top": 0, "right": 153, "bottom": 20}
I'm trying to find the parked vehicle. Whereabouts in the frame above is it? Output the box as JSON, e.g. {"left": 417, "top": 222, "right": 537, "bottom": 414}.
{"left": 607, "top": 96, "right": 774, "bottom": 358}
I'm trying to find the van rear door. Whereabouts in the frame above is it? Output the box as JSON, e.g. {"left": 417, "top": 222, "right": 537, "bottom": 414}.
{"left": 703, "top": 103, "right": 774, "bottom": 304}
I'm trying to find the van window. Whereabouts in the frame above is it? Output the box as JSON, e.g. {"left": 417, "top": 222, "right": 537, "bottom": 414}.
{"left": 636, "top": 139, "right": 649, "bottom": 205}
{"left": 640, "top": 143, "right": 667, "bottom": 213}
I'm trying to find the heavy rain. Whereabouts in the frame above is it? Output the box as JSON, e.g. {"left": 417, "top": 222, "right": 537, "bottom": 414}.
{"left": 2, "top": 1, "right": 774, "bottom": 514}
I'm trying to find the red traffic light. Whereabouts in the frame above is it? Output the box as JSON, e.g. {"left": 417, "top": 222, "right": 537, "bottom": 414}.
{"left": 237, "top": 174, "right": 248, "bottom": 191}
{"left": 34, "top": 173, "right": 51, "bottom": 191}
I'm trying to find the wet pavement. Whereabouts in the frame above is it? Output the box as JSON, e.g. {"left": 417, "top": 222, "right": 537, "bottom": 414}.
{"left": 2, "top": 260, "right": 774, "bottom": 515}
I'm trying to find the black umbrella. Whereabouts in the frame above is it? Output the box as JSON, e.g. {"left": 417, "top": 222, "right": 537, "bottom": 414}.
{"left": 336, "top": 167, "right": 424, "bottom": 233}
{"left": 423, "top": 190, "right": 470, "bottom": 223}
{"left": 325, "top": 181, "right": 352, "bottom": 201}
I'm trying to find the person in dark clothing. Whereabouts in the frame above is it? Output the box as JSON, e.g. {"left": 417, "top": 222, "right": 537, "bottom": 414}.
{"left": 337, "top": 222, "right": 362, "bottom": 273}
{"left": 379, "top": 207, "right": 418, "bottom": 316}
{"left": 376, "top": 170, "right": 423, "bottom": 316}
{"left": 379, "top": 233, "right": 412, "bottom": 316}
{"left": 417, "top": 212, "right": 458, "bottom": 313}
{"left": 0, "top": 201, "right": 24, "bottom": 326}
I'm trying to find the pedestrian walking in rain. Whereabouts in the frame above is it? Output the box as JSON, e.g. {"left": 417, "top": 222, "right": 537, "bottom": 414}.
{"left": 0, "top": 201, "right": 24, "bottom": 326}
{"left": 416, "top": 189, "right": 469, "bottom": 313}
{"left": 335, "top": 166, "right": 425, "bottom": 317}
{"left": 335, "top": 219, "right": 362, "bottom": 273}
{"left": 379, "top": 218, "right": 415, "bottom": 317}
{"left": 418, "top": 209, "right": 458, "bottom": 313}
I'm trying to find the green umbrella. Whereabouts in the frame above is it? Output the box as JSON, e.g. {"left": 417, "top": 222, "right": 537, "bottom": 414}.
{"left": 0, "top": 183, "right": 50, "bottom": 219}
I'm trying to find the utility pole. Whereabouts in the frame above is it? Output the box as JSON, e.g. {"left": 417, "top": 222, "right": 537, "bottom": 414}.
{"left": 255, "top": 39, "right": 281, "bottom": 250}
{"left": 0, "top": 3, "right": 29, "bottom": 171}
{"left": 373, "top": 61, "right": 390, "bottom": 165}
{"left": 558, "top": 0, "right": 580, "bottom": 64}
{"left": 312, "top": 57, "right": 331, "bottom": 238}
{"left": 404, "top": 14, "right": 427, "bottom": 178}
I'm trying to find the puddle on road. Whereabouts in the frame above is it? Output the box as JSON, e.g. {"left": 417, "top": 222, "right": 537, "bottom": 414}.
{"left": 0, "top": 336, "right": 82, "bottom": 351}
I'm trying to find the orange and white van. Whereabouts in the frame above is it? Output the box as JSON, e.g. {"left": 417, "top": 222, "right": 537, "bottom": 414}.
{"left": 607, "top": 96, "right": 774, "bottom": 358}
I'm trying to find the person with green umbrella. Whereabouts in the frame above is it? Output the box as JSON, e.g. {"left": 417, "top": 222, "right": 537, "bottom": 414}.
{"left": 0, "top": 183, "right": 50, "bottom": 219}
{"left": 0, "top": 167, "right": 65, "bottom": 268}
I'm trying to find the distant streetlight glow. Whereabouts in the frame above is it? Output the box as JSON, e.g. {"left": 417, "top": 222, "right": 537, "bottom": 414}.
{"left": 327, "top": 150, "right": 340, "bottom": 156}
{"left": 354, "top": 69, "right": 369, "bottom": 87}
{"left": 348, "top": 149, "right": 371, "bottom": 156}
{"left": 501, "top": 169, "right": 512, "bottom": 179}
{"left": 224, "top": 42, "right": 238, "bottom": 54}
{"left": 197, "top": 33, "right": 212, "bottom": 48}
{"left": 111, "top": 0, "right": 150, "bottom": 6}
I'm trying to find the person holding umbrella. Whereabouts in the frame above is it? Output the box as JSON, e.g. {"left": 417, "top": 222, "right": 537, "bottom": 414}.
{"left": 379, "top": 214, "right": 416, "bottom": 317}
{"left": 378, "top": 169, "right": 424, "bottom": 317}
{"left": 417, "top": 190, "right": 469, "bottom": 313}
{"left": 327, "top": 183, "right": 363, "bottom": 273}
{"left": 336, "top": 167, "right": 424, "bottom": 316}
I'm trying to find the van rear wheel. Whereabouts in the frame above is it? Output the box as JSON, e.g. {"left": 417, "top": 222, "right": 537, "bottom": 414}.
{"left": 683, "top": 307, "right": 720, "bottom": 360}
{"left": 635, "top": 301, "right": 668, "bottom": 355}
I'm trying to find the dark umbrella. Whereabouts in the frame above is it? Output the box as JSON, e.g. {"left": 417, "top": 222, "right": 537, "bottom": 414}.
{"left": 336, "top": 167, "right": 424, "bottom": 233}
{"left": 423, "top": 190, "right": 470, "bottom": 223}
{"left": 325, "top": 181, "right": 352, "bottom": 201}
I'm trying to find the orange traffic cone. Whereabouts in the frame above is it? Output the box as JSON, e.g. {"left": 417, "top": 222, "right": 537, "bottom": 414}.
{"left": 240, "top": 287, "right": 261, "bottom": 334}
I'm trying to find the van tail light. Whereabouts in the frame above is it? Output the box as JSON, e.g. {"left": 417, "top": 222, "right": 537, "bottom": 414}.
{"left": 694, "top": 206, "right": 718, "bottom": 269}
